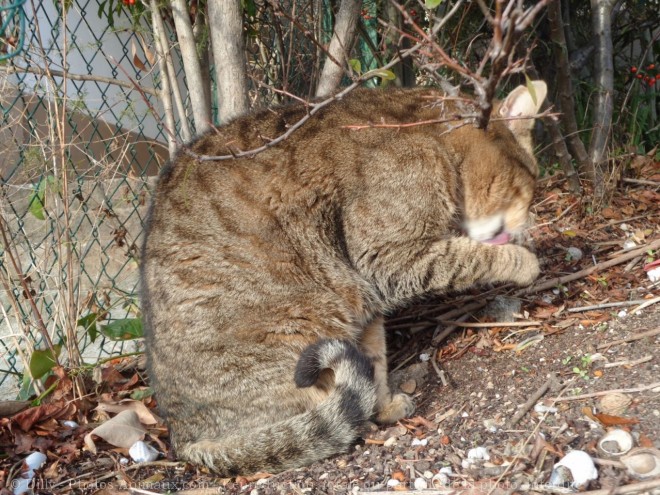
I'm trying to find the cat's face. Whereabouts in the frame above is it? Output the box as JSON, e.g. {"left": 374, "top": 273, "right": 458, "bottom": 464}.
{"left": 463, "top": 167, "right": 535, "bottom": 245}
{"left": 462, "top": 81, "right": 546, "bottom": 245}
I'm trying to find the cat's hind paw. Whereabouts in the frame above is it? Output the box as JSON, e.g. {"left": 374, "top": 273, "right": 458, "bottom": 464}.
{"left": 375, "top": 393, "right": 415, "bottom": 424}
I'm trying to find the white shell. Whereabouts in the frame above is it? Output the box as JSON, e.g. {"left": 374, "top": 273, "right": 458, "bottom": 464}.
{"left": 467, "top": 446, "right": 490, "bottom": 461}
{"left": 623, "top": 239, "right": 636, "bottom": 250}
{"left": 128, "top": 441, "right": 159, "bottom": 463}
{"left": 414, "top": 477, "right": 428, "bottom": 490}
{"left": 534, "top": 403, "right": 558, "bottom": 414}
{"left": 384, "top": 436, "right": 397, "bottom": 447}
{"left": 386, "top": 479, "right": 400, "bottom": 487}
{"left": 553, "top": 450, "right": 598, "bottom": 489}
{"left": 13, "top": 452, "right": 48, "bottom": 495}
{"left": 24, "top": 452, "right": 47, "bottom": 472}
{"left": 620, "top": 448, "right": 660, "bottom": 479}
{"left": 598, "top": 429, "right": 634, "bottom": 457}
{"left": 13, "top": 478, "right": 31, "bottom": 495}
{"left": 431, "top": 473, "right": 450, "bottom": 487}
{"left": 411, "top": 438, "right": 428, "bottom": 447}
{"left": 648, "top": 266, "right": 660, "bottom": 283}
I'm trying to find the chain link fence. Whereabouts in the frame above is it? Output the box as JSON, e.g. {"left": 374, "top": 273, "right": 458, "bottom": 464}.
{"left": 0, "top": 0, "right": 381, "bottom": 399}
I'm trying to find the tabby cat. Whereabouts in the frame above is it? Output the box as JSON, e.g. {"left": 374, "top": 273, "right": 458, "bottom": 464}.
{"left": 140, "top": 81, "right": 547, "bottom": 476}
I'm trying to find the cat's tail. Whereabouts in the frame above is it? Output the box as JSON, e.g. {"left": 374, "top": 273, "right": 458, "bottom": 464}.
{"left": 179, "top": 338, "right": 378, "bottom": 476}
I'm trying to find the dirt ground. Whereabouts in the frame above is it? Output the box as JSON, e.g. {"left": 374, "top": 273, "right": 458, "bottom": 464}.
{"left": 168, "top": 308, "right": 659, "bottom": 495}
{"left": 1, "top": 171, "right": 660, "bottom": 495}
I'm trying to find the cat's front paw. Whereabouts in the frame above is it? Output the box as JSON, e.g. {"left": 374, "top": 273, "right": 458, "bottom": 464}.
{"left": 375, "top": 393, "right": 415, "bottom": 424}
{"left": 506, "top": 245, "right": 540, "bottom": 286}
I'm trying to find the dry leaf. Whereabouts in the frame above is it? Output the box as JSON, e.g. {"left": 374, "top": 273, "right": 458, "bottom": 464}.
{"left": 602, "top": 207, "right": 621, "bottom": 219}
{"left": 594, "top": 412, "right": 639, "bottom": 427}
{"left": 405, "top": 416, "right": 436, "bottom": 430}
{"left": 533, "top": 306, "right": 560, "bottom": 319}
{"left": 131, "top": 39, "right": 147, "bottom": 72}
{"left": 84, "top": 410, "right": 146, "bottom": 453}
{"left": 96, "top": 400, "right": 159, "bottom": 425}
{"left": 392, "top": 471, "right": 406, "bottom": 481}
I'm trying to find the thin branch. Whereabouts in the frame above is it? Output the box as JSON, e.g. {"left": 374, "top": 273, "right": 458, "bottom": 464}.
{"left": 567, "top": 299, "right": 653, "bottom": 313}
{"left": 515, "top": 238, "right": 660, "bottom": 296}
{"left": 438, "top": 320, "right": 541, "bottom": 328}
{"left": 0, "top": 64, "right": 158, "bottom": 96}
{"left": 597, "top": 327, "right": 660, "bottom": 350}
{"left": 549, "top": 382, "right": 660, "bottom": 402}
{"left": 508, "top": 373, "right": 559, "bottom": 427}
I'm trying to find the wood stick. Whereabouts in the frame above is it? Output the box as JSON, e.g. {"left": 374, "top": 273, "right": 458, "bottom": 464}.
{"left": 567, "top": 299, "right": 650, "bottom": 313}
{"left": 603, "top": 355, "right": 653, "bottom": 368}
{"left": 548, "top": 381, "right": 660, "bottom": 402}
{"left": 363, "top": 479, "right": 660, "bottom": 495}
{"left": 597, "top": 327, "right": 660, "bottom": 350}
{"left": 508, "top": 373, "right": 557, "bottom": 427}
{"left": 439, "top": 320, "right": 541, "bottom": 328}
{"left": 622, "top": 177, "right": 660, "bottom": 187}
{"left": 517, "top": 238, "right": 660, "bottom": 296}
{"left": 630, "top": 296, "right": 660, "bottom": 313}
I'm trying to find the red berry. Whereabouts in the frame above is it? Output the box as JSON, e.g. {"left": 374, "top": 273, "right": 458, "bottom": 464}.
{"left": 636, "top": 74, "right": 643, "bottom": 79}
{"left": 631, "top": 66, "right": 637, "bottom": 73}
{"left": 648, "top": 64, "right": 656, "bottom": 70}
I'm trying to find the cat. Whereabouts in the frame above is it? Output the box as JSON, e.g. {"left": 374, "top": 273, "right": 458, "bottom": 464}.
{"left": 140, "top": 80, "right": 547, "bottom": 476}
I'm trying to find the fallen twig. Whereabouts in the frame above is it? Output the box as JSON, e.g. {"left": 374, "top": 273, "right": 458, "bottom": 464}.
{"left": 439, "top": 320, "right": 541, "bottom": 328}
{"left": 517, "top": 238, "right": 660, "bottom": 296}
{"left": 432, "top": 313, "right": 472, "bottom": 345}
{"left": 543, "top": 478, "right": 660, "bottom": 495}
{"left": 596, "top": 326, "right": 660, "bottom": 350}
{"left": 630, "top": 296, "right": 660, "bottom": 313}
{"left": 622, "top": 177, "right": 660, "bottom": 187}
{"left": 508, "top": 373, "right": 558, "bottom": 427}
{"left": 603, "top": 354, "right": 653, "bottom": 368}
{"left": 431, "top": 349, "right": 449, "bottom": 387}
{"left": 566, "top": 299, "right": 651, "bottom": 313}
{"left": 548, "top": 382, "right": 660, "bottom": 402}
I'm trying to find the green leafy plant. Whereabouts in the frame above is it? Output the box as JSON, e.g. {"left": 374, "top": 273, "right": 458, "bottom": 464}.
{"left": 572, "top": 355, "right": 592, "bottom": 380}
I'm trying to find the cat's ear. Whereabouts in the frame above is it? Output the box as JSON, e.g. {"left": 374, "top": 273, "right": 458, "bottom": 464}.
{"left": 498, "top": 80, "right": 546, "bottom": 126}
{"left": 497, "top": 80, "right": 547, "bottom": 152}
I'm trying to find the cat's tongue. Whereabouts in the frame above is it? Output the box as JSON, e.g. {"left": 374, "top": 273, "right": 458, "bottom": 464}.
{"left": 482, "top": 232, "right": 511, "bottom": 245}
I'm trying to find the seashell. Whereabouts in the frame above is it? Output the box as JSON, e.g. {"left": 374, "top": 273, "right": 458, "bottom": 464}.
{"left": 24, "top": 452, "right": 47, "bottom": 472}
{"left": 548, "top": 464, "right": 573, "bottom": 488}
{"left": 598, "top": 429, "right": 634, "bottom": 457}
{"left": 383, "top": 436, "right": 397, "bottom": 447}
{"left": 128, "top": 440, "right": 159, "bottom": 463}
{"left": 467, "top": 446, "right": 490, "bottom": 461}
{"left": 620, "top": 448, "right": 660, "bottom": 479}
{"left": 414, "top": 477, "right": 428, "bottom": 490}
{"left": 431, "top": 473, "right": 450, "bottom": 487}
{"left": 534, "top": 403, "right": 558, "bottom": 414}
{"left": 599, "top": 392, "right": 632, "bottom": 416}
{"left": 551, "top": 450, "right": 598, "bottom": 489}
